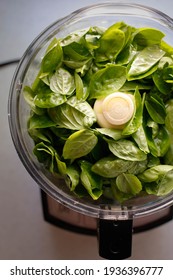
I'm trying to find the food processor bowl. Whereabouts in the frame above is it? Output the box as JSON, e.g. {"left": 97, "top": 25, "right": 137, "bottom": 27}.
{"left": 8, "top": 2, "right": 173, "bottom": 259}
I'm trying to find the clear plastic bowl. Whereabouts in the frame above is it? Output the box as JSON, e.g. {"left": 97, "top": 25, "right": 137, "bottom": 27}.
{"left": 8, "top": 2, "right": 173, "bottom": 221}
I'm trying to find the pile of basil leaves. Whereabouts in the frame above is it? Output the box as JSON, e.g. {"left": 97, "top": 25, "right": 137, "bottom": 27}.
{"left": 24, "top": 22, "right": 173, "bottom": 203}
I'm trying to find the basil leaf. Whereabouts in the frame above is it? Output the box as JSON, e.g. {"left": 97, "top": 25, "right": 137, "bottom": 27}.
{"left": 63, "top": 41, "right": 91, "bottom": 61}
{"left": 60, "top": 29, "right": 89, "bottom": 46}
{"left": 28, "top": 113, "right": 56, "bottom": 129}
{"left": 157, "top": 169, "right": 173, "bottom": 196}
{"left": 144, "top": 169, "right": 173, "bottom": 196}
{"left": 33, "top": 142, "right": 66, "bottom": 174}
{"left": 28, "top": 128, "right": 52, "bottom": 144}
{"left": 48, "top": 97, "right": 96, "bottom": 130}
{"left": 127, "top": 160, "right": 147, "bottom": 175}
{"left": 145, "top": 123, "right": 170, "bottom": 157}
{"left": 133, "top": 28, "right": 164, "bottom": 47}
{"left": 117, "top": 44, "right": 137, "bottom": 65}
{"left": 160, "top": 40, "right": 173, "bottom": 55}
{"left": 120, "top": 81, "right": 151, "bottom": 91}
{"left": 122, "top": 87, "right": 143, "bottom": 135}
{"left": 50, "top": 68, "right": 75, "bottom": 95}
{"left": 23, "top": 86, "right": 45, "bottom": 115}
{"left": 63, "top": 129, "right": 98, "bottom": 160}
{"left": 95, "top": 22, "right": 125, "bottom": 62}
{"left": 48, "top": 104, "right": 84, "bottom": 130}
{"left": 95, "top": 128, "right": 125, "bottom": 140}
{"left": 39, "top": 72, "right": 52, "bottom": 86}
{"left": 107, "top": 139, "right": 147, "bottom": 161}
{"left": 152, "top": 68, "right": 172, "bottom": 94}
{"left": 41, "top": 39, "right": 63, "bottom": 72}
{"left": 163, "top": 66, "right": 173, "bottom": 83}
{"left": 89, "top": 65, "right": 126, "bottom": 99}
{"left": 74, "top": 72, "right": 84, "bottom": 100}
{"left": 132, "top": 125, "right": 150, "bottom": 153}
{"left": 111, "top": 179, "right": 134, "bottom": 203}
{"left": 65, "top": 165, "right": 80, "bottom": 191}
{"left": 92, "top": 156, "right": 134, "bottom": 178}
{"left": 34, "top": 92, "right": 67, "bottom": 108}
{"left": 80, "top": 160, "right": 103, "bottom": 200}
{"left": 145, "top": 93, "right": 166, "bottom": 124}
{"left": 116, "top": 173, "right": 142, "bottom": 195}
{"left": 165, "top": 100, "right": 173, "bottom": 133}
{"left": 127, "top": 45, "right": 165, "bottom": 80}
{"left": 63, "top": 58, "right": 92, "bottom": 70}
{"left": 138, "top": 165, "right": 173, "bottom": 182}
{"left": 164, "top": 143, "right": 173, "bottom": 165}
{"left": 66, "top": 96, "right": 96, "bottom": 127}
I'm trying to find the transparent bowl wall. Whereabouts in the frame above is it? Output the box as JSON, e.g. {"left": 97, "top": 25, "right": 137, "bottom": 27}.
{"left": 8, "top": 2, "right": 173, "bottom": 220}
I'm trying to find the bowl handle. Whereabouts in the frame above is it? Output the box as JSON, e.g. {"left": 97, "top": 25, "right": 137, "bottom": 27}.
{"left": 97, "top": 218, "right": 133, "bottom": 259}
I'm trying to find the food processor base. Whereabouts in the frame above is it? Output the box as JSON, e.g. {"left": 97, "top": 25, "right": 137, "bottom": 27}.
{"left": 40, "top": 190, "right": 173, "bottom": 235}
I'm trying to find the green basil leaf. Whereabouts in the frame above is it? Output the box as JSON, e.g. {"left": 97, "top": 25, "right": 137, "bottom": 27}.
{"left": 133, "top": 28, "right": 165, "bottom": 47}
{"left": 132, "top": 125, "right": 150, "bottom": 153}
{"left": 89, "top": 65, "right": 126, "bottom": 99}
{"left": 165, "top": 100, "right": 173, "bottom": 133}
{"left": 95, "top": 22, "right": 125, "bottom": 62}
{"left": 63, "top": 58, "right": 91, "bottom": 70}
{"left": 34, "top": 92, "right": 67, "bottom": 108}
{"left": 75, "top": 59, "right": 93, "bottom": 76}
{"left": 163, "top": 66, "right": 173, "bottom": 83}
{"left": 145, "top": 124, "right": 170, "bottom": 157}
{"left": 120, "top": 81, "right": 151, "bottom": 91}
{"left": 50, "top": 68, "right": 75, "bottom": 95}
{"left": 164, "top": 144, "right": 173, "bottom": 165}
{"left": 28, "top": 113, "right": 56, "bottom": 129}
{"left": 84, "top": 34, "right": 100, "bottom": 50}
{"left": 138, "top": 165, "right": 173, "bottom": 182}
{"left": 41, "top": 39, "right": 63, "bottom": 72}
{"left": 122, "top": 87, "right": 143, "bottom": 135}
{"left": 74, "top": 72, "right": 84, "bottom": 100}
{"left": 39, "top": 72, "right": 52, "bottom": 86}
{"left": 65, "top": 165, "right": 80, "bottom": 191}
{"left": 60, "top": 29, "right": 88, "bottom": 46}
{"left": 127, "top": 160, "right": 147, "bottom": 175}
{"left": 160, "top": 40, "right": 173, "bottom": 55}
{"left": 67, "top": 96, "right": 96, "bottom": 127}
{"left": 157, "top": 169, "right": 173, "bottom": 196}
{"left": 23, "top": 86, "right": 45, "bottom": 115}
{"left": 33, "top": 142, "right": 66, "bottom": 174}
{"left": 152, "top": 68, "right": 172, "bottom": 94}
{"left": 48, "top": 103, "right": 86, "bottom": 130}
{"left": 144, "top": 169, "right": 173, "bottom": 197}
{"left": 116, "top": 173, "right": 142, "bottom": 195}
{"left": 147, "top": 154, "right": 160, "bottom": 168}
{"left": 95, "top": 128, "right": 125, "bottom": 140}
{"left": 127, "top": 45, "right": 165, "bottom": 80}
{"left": 116, "top": 44, "right": 137, "bottom": 65}
{"left": 54, "top": 153, "right": 67, "bottom": 175}
{"left": 28, "top": 128, "right": 52, "bottom": 143}
{"left": 63, "top": 129, "right": 98, "bottom": 159}
{"left": 107, "top": 139, "right": 147, "bottom": 161}
{"left": 63, "top": 41, "right": 91, "bottom": 60}
{"left": 48, "top": 96, "right": 96, "bottom": 130}
{"left": 145, "top": 94, "right": 166, "bottom": 124}
{"left": 92, "top": 156, "right": 134, "bottom": 178}
{"left": 111, "top": 179, "right": 134, "bottom": 203}
{"left": 80, "top": 160, "right": 103, "bottom": 200}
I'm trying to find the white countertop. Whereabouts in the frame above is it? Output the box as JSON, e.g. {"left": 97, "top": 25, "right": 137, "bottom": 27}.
{"left": 1, "top": 0, "right": 173, "bottom": 260}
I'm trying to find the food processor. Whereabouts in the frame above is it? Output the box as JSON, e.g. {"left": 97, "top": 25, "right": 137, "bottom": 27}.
{"left": 8, "top": 2, "right": 173, "bottom": 259}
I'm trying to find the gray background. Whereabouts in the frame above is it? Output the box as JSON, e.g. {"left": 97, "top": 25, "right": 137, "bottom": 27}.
{"left": 1, "top": 0, "right": 173, "bottom": 259}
